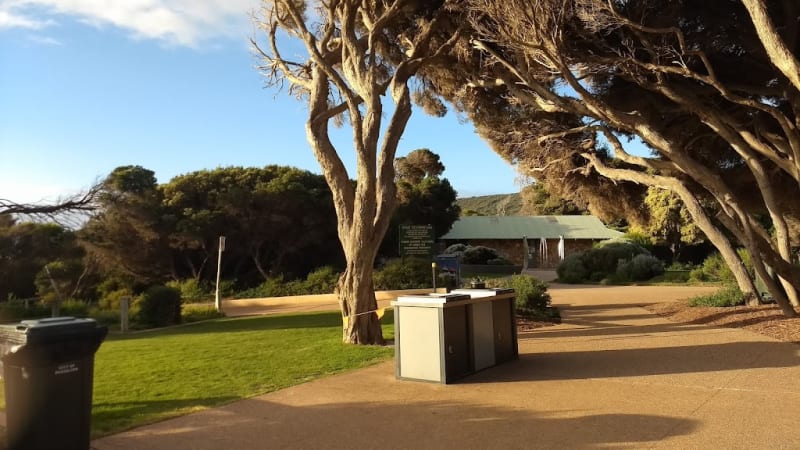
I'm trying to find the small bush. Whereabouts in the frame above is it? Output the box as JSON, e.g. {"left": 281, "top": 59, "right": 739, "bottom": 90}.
{"left": 461, "top": 246, "right": 502, "bottom": 264}
{"left": 688, "top": 285, "right": 747, "bottom": 307}
{"left": 98, "top": 288, "right": 134, "bottom": 310}
{"left": 59, "top": 299, "right": 90, "bottom": 317}
{"left": 557, "top": 238, "right": 651, "bottom": 284}
{"left": 166, "top": 279, "right": 210, "bottom": 303}
{"left": 509, "top": 275, "right": 551, "bottom": 310}
{"left": 135, "top": 285, "right": 182, "bottom": 328}
{"left": 236, "top": 276, "right": 289, "bottom": 299}
{"left": 182, "top": 304, "right": 225, "bottom": 323}
{"left": 616, "top": 254, "right": 665, "bottom": 281}
{"left": 586, "top": 239, "right": 649, "bottom": 275}
{"left": 487, "top": 257, "right": 513, "bottom": 265}
{"left": 689, "top": 250, "right": 753, "bottom": 283}
{"left": 373, "top": 258, "right": 431, "bottom": 290}
{"left": 88, "top": 307, "right": 121, "bottom": 327}
{"left": 303, "top": 266, "right": 340, "bottom": 294}
{"left": 442, "top": 243, "right": 468, "bottom": 256}
{"left": 557, "top": 254, "right": 588, "bottom": 283}
{"left": 0, "top": 300, "right": 49, "bottom": 322}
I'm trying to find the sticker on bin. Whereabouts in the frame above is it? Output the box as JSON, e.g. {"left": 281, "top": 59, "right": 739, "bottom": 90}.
{"left": 55, "top": 362, "right": 79, "bottom": 375}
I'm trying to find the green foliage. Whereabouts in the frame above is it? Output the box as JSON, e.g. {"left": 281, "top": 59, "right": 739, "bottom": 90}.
{"left": 59, "top": 299, "right": 90, "bottom": 317}
{"left": 461, "top": 246, "right": 502, "bottom": 264}
{"left": 557, "top": 238, "right": 652, "bottom": 283}
{"left": 181, "top": 304, "right": 225, "bottom": 323}
{"left": 456, "top": 193, "right": 522, "bottom": 216}
{"left": 688, "top": 285, "right": 748, "bottom": 307}
{"left": 508, "top": 275, "right": 551, "bottom": 310}
{"left": 642, "top": 187, "right": 704, "bottom": 248}
{"left": 302, "top": 266, "right": 340, "bottom": 294}
{"left": 0, "top": 220, "right": 84, "bottom": 300}
{"left": 98, "top": 288, "right": 134, "bottom": 310}
{"left": 0, "top": 300, "right": 49, "bottom": 322}
{"left": 689, "top": 250, "right": 752, "bottom": 283}
{"left": 622, "top": 231, "right": 653, "bottom": 250}
{"left": 520, "top": 183, "right": 584, "bottom": 215}
{"left": 1, "top": 312, "right": 394, "bottom": 437}
{"left": 88, "top": 307, "right": 121, "bottom": 327}
{"left": 556, "top": 254, "right": 589, "bottom": 284}
{"left": 444, "top": 244, "right": 510, "bottom": 265}
{"left": 234, "top": 267, "right": 341, "bottom": 298}
{"left": 373, "top": 258, "right": 432, "bottom": 290}
{"left": 616, "top": 254, "right": 665, "bottom": 281}
{"left": 382, "top": 149, "right": 460, "bottom": 258}
{"left": 166, "top": 279, "right": 210, "bottom": 303}
{"left": 135, "top": 285, "right": 182, "bottom": 328}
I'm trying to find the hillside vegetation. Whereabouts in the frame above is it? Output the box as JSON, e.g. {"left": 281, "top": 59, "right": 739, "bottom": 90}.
{"left": 457, "top": 193, "right": 522, "bottom": 216}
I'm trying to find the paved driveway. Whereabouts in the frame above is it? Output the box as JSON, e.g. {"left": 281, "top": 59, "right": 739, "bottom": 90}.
{"left": 95, "top": 286, "right": 800, "bottom": 449}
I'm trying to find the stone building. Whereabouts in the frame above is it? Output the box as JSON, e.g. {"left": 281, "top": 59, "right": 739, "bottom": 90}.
{"left": 441, "top": 216, "right": 623, "bottom": 269}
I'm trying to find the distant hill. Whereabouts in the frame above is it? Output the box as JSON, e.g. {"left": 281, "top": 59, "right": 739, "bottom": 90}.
{"left": 457, "top": 193, "right": 522, "bottom": 216}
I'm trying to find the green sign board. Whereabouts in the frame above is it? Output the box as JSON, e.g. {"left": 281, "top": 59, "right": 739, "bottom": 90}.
{"left": 399, "top": 224, "right": 435, "bottom": 257}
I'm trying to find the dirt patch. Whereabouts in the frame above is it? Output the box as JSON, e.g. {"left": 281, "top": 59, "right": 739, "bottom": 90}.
{"left": 516, "top": 315, "right": 559, "bottom": 332}
{"left": 644, "top": 301, "right": 800, "bottom": 345}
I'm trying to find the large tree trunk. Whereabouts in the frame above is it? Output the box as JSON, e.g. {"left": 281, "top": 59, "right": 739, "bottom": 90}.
{"left": 337, "top": 252, "right": 384, "bottom": 345}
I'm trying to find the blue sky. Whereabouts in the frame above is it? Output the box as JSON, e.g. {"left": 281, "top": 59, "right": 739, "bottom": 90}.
{"left": 0, "top": 1, "right": 520, "bottom": 205}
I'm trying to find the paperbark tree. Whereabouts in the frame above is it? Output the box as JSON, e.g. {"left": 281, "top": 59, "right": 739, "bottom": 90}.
{"left": 254, "top": 0, "right": 459, "bottom": 343}
{"left": 420, "top": 0, "right": 799, "bottom": 314}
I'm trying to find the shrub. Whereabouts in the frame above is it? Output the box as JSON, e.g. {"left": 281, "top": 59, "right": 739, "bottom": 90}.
{"left": 235, "top": 276, "right": 289, "bottom": 299}
{"left": 557, "top": 238, "right": 651, "bottom": 284}
{"left": 135, "top": 285, "right": 182, "bottom": 328}
{"left": 616, "top": 254, "right": 665, "bottom": 281}
{"left": 461, "top": 246, "right": 501, "bottom": 264}
{"left": 442, "top": 243, "right": 468, "bottom": 257}
{"left": 0, "top": 300, "right": 49, "bottom": 322}
{"left": 59, "top": 299, "right": 90, "bottom": 317}
{"left": 487, "top": 257, "right": 513, "bottom": 265}
{"left": 688, "top": 285, "right": 748, "bottom": 307}
{"left": 182, "top": 304, "right": 225, "bottom": 323}
{"left": 508, "top": 275, "right": 551, "bottom": 310}
{"left": 98, "top": 287, "right": 134, "bottom": 310}
{"left": 303, "top": 266, "right": 340, "bottom": 294}
{"left": 373, "top": 258, "right": 431, "bottom": 290}
{"left": 689, "top": 250, "right": 753, "bottom": 283}
{"left": 166, "top": 279, "right": 210, "bottom": 303}
{"left": 556, "top": 253, "right": 588, "bottom": 283}
{"left": 585, "top": 239, "right": 649, "bottom": 275}
{"left": 88, "top": 307, "right": 121, "bottom": 327}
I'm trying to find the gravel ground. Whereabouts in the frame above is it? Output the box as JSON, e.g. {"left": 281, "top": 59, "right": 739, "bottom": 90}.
{"left": 644, "top": 300, "right": 800, "bottom": 345}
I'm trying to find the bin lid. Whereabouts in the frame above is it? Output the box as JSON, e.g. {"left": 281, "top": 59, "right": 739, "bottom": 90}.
{"left": 0, "top": 317, "right": 102, "bottom": 345}
{"left": 451, "top": 288, "right": 514, "bottom": 297}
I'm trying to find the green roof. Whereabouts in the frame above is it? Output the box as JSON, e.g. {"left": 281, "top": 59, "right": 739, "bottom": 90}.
{"left": 441, "top": 216, "right": 623, "bottom": 240}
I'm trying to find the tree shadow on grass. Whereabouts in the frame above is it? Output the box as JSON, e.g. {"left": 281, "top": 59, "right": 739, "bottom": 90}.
{"left": 93, "top": 398, "right": 698, "bottom": 449}
{"left": 112, "top": 310, "right": 395, "bottom": 341}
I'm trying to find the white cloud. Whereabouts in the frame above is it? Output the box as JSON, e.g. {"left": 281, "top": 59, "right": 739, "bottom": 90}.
{"left": 27, "top": 33, "right": 62, "bottom": 45}
{"left": 0, "top": 8, "right": 54, "bottom": 29}
{"left": 0, "top": 0, "right": 259, "bottom": 46}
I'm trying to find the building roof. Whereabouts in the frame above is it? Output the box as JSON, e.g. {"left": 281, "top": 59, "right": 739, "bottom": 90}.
{"left": 441, "top": 215, "right": 623, "bottom": 240}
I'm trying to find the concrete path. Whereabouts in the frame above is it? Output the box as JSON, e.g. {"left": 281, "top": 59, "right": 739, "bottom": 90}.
{"left": 94, "top": 286, "right": 800, "bottom": 449}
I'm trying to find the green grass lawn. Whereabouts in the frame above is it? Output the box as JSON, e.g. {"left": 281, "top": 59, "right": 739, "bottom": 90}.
{"left": 0, "top": 311, "right": 394, "bottom": 437}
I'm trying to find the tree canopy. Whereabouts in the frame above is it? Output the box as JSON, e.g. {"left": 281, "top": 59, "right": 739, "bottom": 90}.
{"left": 406, "top": 0, "right": 800, "bottom": 315}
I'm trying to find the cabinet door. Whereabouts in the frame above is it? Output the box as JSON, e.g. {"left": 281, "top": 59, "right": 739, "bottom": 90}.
{"left": 443, "top": 306, "right": 471, "bottom": 382}
{"left": 492, "top": 298, "right": 517, "bottom": 363}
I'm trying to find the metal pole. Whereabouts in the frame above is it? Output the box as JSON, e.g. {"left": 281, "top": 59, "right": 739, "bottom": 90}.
{"left": 432, "top": 262, "right": 437, "bottom": 293}
{"left": 215, "top": 236, "right": 226, "bottom": 313}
